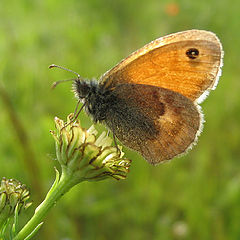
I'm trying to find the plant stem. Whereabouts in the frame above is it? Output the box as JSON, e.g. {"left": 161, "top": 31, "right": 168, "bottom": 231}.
{"left": 13, "top": 170, "right": 80, "bottom": 240}
{"left": 0, "top": 211, "right": 9, "bottom": 230}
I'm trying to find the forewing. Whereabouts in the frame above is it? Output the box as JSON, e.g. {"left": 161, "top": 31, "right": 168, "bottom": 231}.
{"left": 104, "top": 84, "right": 202, "bottom": 164}
{"left": 100, "top": 30, "right": 223, "bottom": 103}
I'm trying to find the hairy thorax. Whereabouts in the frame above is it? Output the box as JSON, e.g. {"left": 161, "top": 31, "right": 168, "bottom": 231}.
{"left": 73, "top": 79, "right": 113, "bottom": 123}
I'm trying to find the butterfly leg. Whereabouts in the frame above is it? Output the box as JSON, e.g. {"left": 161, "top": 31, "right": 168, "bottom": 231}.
{"left": 110, "top": 124, "right": 121, "bottom": 155}
{"left": 62, "top": 101, "right": 86, "bottom": 129}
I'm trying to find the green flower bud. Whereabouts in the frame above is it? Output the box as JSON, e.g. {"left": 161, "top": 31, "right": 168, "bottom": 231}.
{"left": 50, "top": 114, "right": 131, "bottom": 182}
{"left": 0, "top": 178, "right": 31, "bottom": 226}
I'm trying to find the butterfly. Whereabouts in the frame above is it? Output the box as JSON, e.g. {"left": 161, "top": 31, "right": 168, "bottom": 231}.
{"left": 50, "top": 29, "right": 223, "bottom": 165}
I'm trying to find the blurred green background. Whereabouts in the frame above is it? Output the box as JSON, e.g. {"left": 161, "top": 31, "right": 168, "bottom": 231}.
{"left": 0, "top": 0, "right": 239, "bottom": 239}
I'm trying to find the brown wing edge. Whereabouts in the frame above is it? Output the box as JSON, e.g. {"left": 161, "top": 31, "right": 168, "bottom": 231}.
{"left": 195, "top": 35, "right": 224, "bottom": 104}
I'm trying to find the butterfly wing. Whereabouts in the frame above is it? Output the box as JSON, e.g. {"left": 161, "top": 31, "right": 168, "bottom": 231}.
{"left": 104, "top": 84, "right": 202, "bottom": 164}
{"left": 100, "top": 30, "right": 223, "bottom": 103}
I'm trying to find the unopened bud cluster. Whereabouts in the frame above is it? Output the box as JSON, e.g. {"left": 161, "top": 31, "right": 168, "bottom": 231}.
{"left": 0, "top": 178, "right": 31, "bottom": 218}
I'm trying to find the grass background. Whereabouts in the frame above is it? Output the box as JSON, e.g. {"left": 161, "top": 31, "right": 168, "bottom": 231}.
{"left": 0, "top": 0, "right": 240, "bottom": 239}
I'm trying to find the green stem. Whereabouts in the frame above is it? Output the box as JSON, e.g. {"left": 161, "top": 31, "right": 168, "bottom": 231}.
{"left": 13, "top": 170, "right": 80, "bottom": 240}
{"left": 0, "top": 210, "right": 9, "bottom": 230}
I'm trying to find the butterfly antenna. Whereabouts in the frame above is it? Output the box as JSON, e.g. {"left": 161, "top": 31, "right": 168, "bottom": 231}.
{"left": 49, "top": 64, "right": 83, "bottom": 89}
{"left": 49, "top": 64, "right": 81, "bottom": 78}
{"left": 50, "top": 78, "right": 76, "bottom": 89}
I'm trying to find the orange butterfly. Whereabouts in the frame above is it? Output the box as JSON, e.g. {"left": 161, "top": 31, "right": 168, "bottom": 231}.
{"left": 51, "top": 30, "right": 223, "bottom": 165}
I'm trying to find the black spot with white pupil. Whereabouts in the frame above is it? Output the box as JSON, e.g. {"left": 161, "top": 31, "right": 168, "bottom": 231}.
{"left": 186, "top": 48, "right": 199, "bottom": 59}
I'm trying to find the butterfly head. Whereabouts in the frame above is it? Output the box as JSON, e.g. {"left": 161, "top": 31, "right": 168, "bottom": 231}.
{"left": 72, "top": 79, "right": 110, "bottom": 123}
{"left": 72, "top": 79, "right": 93, "bottom": 101}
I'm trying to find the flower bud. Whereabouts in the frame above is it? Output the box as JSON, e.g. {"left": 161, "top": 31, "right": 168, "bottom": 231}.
{"left": 0, "top": 178, "right": 31, "bottom": 225}
{"left": 51, "top": 114, "right": 131, "bottom": 182}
